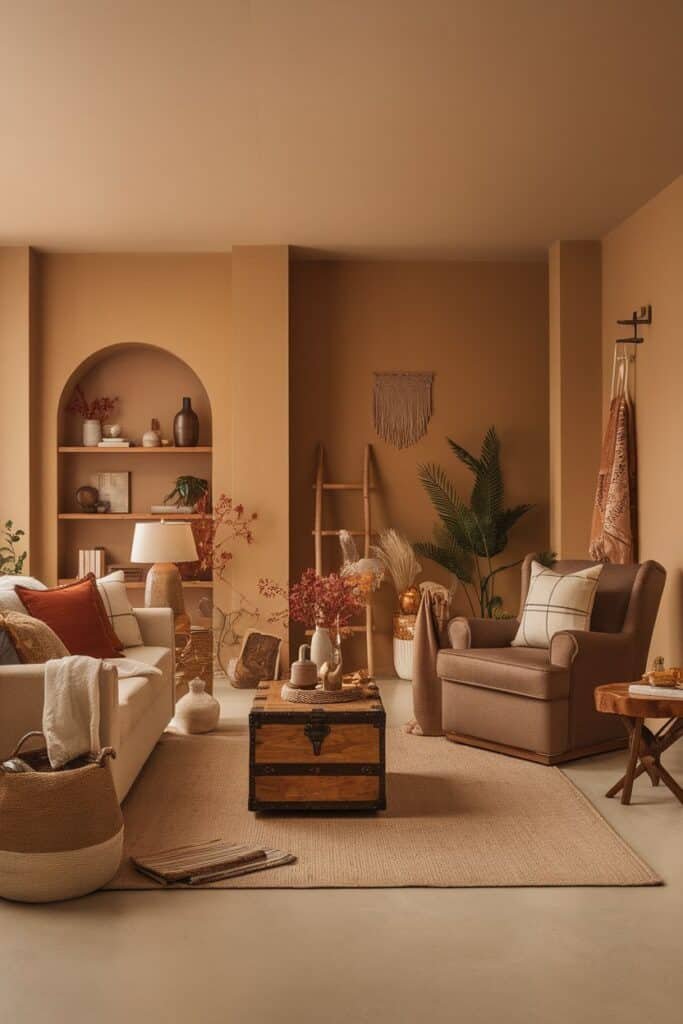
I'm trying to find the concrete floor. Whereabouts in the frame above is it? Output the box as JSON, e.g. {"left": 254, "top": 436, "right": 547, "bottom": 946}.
{"left": 1, "top": 678, "right": 682, "bottom": 1024}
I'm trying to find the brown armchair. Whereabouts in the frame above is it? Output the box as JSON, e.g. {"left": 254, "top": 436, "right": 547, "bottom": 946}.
{"left": 420, "top": 555, "right": 666, "bottom": 764}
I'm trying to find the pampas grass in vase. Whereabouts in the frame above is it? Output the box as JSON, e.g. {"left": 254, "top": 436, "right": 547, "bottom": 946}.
{"left": 371, "top": 529, "right": 422, "bottom": 613}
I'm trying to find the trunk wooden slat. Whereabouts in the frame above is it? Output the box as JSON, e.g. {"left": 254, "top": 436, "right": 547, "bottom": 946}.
{"left": 249, "top": 681, "right": 386, "bottom": 812}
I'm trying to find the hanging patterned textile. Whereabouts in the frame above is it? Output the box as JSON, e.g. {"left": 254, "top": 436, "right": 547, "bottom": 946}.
{"left": 373, "top": 372, "right": 434, "bottom": 449}
{"left": 589, "top": 352, "right": 638, "bottom": 564}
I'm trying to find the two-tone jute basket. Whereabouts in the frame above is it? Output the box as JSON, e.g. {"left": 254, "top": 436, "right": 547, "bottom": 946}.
{"left": 0, "top": 732, "right": 123, "bottom": 903}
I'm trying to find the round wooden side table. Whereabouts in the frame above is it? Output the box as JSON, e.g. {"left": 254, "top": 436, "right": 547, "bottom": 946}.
{"left": 594, "top": 683, "right": 683, "bottom": 805}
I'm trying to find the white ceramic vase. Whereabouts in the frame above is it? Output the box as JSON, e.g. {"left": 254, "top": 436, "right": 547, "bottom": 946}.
{"left": 310, "top": 626, "right": 334, "bottom": 675}
{"left": 82, "top": 419, "right": 102, "bottom": 447}
{"left": 174, "top": 678, "right": 220, "bottom": 734}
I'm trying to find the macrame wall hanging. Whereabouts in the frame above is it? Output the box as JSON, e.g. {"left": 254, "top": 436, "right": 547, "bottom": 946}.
{"left": 373, "top": 372, "right": 434, "bottom": 449}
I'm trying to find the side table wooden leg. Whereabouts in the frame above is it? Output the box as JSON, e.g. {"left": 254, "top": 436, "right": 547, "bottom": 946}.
{"left": 621, "top": 717, "right": 643, "bottom": 806}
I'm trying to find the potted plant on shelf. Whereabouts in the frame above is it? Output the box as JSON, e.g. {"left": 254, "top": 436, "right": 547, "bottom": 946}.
{"left": 66, "top": 385, "right": 119, "bottom": 447}
{"left": 415, "top": 425, "right": 552, "bottom": 617}
{"left": 164, "top": 475, "right": 209, "bottom": 512}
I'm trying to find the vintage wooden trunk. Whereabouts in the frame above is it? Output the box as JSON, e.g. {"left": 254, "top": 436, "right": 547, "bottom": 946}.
{"left": 249, "top": 681, "right": 386, "bottom": 812}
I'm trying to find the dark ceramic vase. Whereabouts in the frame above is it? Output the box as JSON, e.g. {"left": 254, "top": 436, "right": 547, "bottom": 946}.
{"left": 173, "top": 397, "right": 199, "bottom": 447}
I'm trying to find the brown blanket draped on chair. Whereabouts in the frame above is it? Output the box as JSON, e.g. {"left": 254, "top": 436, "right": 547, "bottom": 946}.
{"left": 589, "top": 353, "right": 638, "bottom": 564}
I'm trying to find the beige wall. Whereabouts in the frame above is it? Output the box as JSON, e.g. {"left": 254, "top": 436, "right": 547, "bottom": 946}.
{"left": 0, "top": 248, "right": 37, "bottom": 569}
{"left": 548, "top": 241, "right": 602, "bottom": 558}
{"left": 291, "top": 260, "right": 550, "bottom": 673}
{"left": 602, "top": 175, "right": 683, "bottom": 664}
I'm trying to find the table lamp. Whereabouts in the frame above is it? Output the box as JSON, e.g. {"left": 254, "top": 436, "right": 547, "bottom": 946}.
{"left": 131, "top": 521, "right": 198, "bottom": 633}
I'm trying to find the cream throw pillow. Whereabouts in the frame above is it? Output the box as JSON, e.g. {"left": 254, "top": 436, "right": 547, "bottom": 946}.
{"left": 511, "top": 561, "right": 603, "bottom": 649}
{"left": 96, "top": 571, "right": 143, "bottom": 649}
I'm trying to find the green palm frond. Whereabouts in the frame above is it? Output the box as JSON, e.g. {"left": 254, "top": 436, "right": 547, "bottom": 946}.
{"left": 416, "top": 426, "right": 536, "bottom": 617}
{"left": 417, "top": 463, "right": 481, "bottom": 554}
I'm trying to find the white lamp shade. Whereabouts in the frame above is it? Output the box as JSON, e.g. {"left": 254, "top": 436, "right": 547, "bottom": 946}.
{"left": 130, "top": 521, "right": 198, "bottom": 564}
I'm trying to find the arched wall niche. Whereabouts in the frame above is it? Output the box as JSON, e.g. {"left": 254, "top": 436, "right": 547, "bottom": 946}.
{"left": 55, "top": 342, "right": 213, "bottom": 596}
{"left": 58, "top": 342, "right": 212, "bottom": 446}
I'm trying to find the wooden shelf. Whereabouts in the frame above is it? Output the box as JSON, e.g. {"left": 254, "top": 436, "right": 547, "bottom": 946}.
{"left": 58, "top": 512, "right": 204, "bottom": 521}
{"left": 59, "top": 578, "right": 213, "bottom": 589}
{"left": 58, "top": 446, "right": 212, "bottom": 454}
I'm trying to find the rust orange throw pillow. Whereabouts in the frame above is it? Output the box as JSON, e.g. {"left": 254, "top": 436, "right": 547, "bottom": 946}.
{"left": 16, "top": 575, "right": 123, "bottom": 659}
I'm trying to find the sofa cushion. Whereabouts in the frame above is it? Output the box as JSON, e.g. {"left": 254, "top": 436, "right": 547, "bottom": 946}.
{"left": 96, "top": 571, "right": 143, "bottom": 648}
{"left": 121, "top": 644, "right": 172, "bottom": 678}
{"left": 0, "top": 611, "right": 69, "bottom": 664}
{"left": 437, "top": 646, "right": 570, "bottom": 701}
{"left": 117, "top": 676, "right": 160, "bottom": 743}
{"left": 16, "top": 576, "right": 123, "bottom": 658}
{"left": 0, "top": 576, "right": 47, "bottom": 614}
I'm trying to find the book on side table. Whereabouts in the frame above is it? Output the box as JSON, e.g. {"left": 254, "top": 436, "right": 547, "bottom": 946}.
{"left": 132, "top": 839, "right": 295, "bottom": 885}
{"left": 628, "top": 683, "right": 683, "bottom": 699}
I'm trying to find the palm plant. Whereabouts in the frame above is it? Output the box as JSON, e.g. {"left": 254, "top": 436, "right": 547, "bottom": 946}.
{"left": 415, "top": 427, "right": 549, "bottom": 617}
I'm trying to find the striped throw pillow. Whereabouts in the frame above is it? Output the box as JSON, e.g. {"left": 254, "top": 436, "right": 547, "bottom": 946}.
{"left": 511, "top": 561, "right": 603, "bottom": 649}
{"left": 96, "top": 571, "right": 143, "bottom": 649}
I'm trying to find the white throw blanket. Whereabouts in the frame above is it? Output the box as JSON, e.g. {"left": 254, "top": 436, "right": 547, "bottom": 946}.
{"left": 43, "top": 656, "right": 162, "bottom": 769}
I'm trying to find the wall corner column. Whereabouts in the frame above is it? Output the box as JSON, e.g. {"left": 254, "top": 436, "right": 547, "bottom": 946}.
{"left": 230, "top": 245, "right": 290, "bottom": 657}
{"left": 548, "top": 240, "right": 602, "bottom": 559}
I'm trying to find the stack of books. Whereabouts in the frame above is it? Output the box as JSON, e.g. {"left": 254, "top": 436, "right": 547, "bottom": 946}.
{"left": 629, "top": 683, "right": 683, "bottom": 699}
{"left": 109, "top": 563, "right": 145, "bottom": 582}
{"left": 150, "top": 504, "right": 196, "bottom": 515}
{"left": 78, "top": 548, "right": 106, "bottom": 578}
{"left": 97, "top": 438, "right": 131, "bottom": 448}
{"left": 132, "top": 839, "right": 295, "bottom": 885}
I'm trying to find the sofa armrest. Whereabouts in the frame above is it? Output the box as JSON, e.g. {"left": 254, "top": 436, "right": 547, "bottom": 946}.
{"left": 0, "top": 662, "right": 120, "bottom": 759}
{"left": 448, "top": 616, "right": 519, "bottom": 650}
{"left": 550, "top": 630, "right": 636, "bottom": 680}
{"left": 134, "top": 607, "right": 175, "bottom": 650}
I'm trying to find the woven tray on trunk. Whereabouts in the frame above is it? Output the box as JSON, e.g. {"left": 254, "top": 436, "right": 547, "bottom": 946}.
{"left": 280, "top": 682, "right": 365, "bottom": 704}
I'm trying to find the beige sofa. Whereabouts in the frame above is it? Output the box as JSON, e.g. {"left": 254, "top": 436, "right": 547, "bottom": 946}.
{"left": 0, "top": 607, "right": 175, "bottom": 801}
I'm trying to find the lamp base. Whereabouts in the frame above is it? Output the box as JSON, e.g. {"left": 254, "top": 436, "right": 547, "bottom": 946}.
{"left": 145, "top": 563, "right": 187, "bottom": 626}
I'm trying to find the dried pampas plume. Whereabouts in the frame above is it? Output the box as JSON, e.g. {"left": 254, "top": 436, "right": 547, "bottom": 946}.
{"left": 371, "top": 529, "right": 421, "bottom": 595}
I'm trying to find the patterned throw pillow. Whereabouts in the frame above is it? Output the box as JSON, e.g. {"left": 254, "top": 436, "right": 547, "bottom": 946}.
{"left": 0, "top": 611, "right": 69, "bottom": 663}
{"left": 511, "top": 561, "right": 603, "bottom": 649}
{"left": 95, "top": 571, "right": 143, "bottom": 649}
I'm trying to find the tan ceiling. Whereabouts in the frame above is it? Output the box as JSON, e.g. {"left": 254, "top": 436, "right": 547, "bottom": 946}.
{"left": 1, "top": 0, "right": 682, "bottom": 258}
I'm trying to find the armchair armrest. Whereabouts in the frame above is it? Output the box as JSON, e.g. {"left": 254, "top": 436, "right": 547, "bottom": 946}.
{"left": 133, "top": 607, "right": 175, "bottom": 650}
{"left": 550, "top": 630, "right": 637, "bottom": 681}
{"left": 448, "top": 616, "right": 519, "bottom": 650}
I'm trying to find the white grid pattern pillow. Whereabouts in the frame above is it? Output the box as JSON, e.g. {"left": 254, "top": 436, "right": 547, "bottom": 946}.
{"left": 511, "top": 561, "right": 603, "bottom": 649}
{"left": 96, "top": 571, "right": 143, "bottom": 649}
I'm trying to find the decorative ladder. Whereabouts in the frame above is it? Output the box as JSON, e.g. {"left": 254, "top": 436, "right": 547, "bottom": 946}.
{"left": 313, "top": 443, "right": 375, "bottom": 678}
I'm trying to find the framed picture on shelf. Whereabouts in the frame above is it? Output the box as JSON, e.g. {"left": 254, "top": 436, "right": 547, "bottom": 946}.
{"left": 90, "top": 472, "right": 131, "bottom": 513}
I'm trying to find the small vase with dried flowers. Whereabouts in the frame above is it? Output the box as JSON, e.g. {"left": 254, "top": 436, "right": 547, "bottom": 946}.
{"left": 371, "top": 529, "right": 422, "bottom": 612}
{"left": 258, "top": 569, "right": 368, "bottom": 675}
{"left": 67, "top": 385, "right": 119, "bottom": 447}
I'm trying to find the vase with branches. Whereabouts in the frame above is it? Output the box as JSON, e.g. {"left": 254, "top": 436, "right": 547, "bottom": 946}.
{"left": 415, "top": 426, "right": 552, "bottom": 618}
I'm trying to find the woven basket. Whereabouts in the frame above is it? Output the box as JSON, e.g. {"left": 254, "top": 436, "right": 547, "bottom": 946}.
{"left": 0, "top": 732, "right": 123, "bottom": 903}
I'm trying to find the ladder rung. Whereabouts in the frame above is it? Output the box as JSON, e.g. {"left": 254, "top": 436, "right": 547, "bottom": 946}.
{"left": 313, "top": 483, "right": 372, "bottom": 491}
{"left": 313, "top": 530, "right": 365, "bottom": 537}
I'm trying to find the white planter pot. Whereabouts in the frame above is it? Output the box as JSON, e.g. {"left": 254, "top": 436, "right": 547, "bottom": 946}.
{"left": 393, "top": 636, "right": 414, "bottom": 680}
{"left": 82, "top": 419, "right": 102, "bottom": 446}
{"left": 310, "top": 626, "right": 334, "bottom": 674}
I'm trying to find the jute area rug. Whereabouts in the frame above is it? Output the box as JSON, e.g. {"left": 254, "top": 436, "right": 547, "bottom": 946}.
{"left": 107, "top": 727, "right": 660, "bottom": 889}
